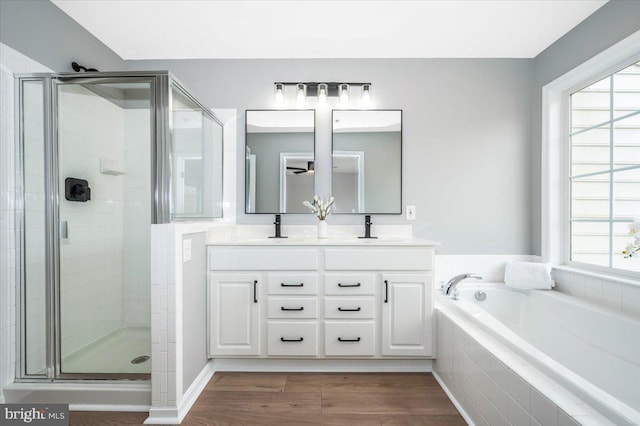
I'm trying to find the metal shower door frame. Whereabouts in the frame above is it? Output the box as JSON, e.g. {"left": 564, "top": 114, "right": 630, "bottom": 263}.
{"left": 15, "top": 71, "right": 174, "bottom": 381}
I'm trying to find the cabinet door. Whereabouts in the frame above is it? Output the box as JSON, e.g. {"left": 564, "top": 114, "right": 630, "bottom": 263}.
{"left": 209, "top": 273, "right": 260, "bottom": 356}
{"left": 381, "top": 274, "right": 433, "bottom": 356}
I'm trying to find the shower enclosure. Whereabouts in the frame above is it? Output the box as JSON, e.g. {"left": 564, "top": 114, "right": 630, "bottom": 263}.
{"left": 16, "top": 71, "right": 223, "bottom": 380}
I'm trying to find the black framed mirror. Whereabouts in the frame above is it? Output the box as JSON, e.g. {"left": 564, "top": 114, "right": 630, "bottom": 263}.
{"left": 331, "top": 110, "right": 402, "bottom": 214}
{"left": 245, "top": 110, "right": 316, "bottom": 213}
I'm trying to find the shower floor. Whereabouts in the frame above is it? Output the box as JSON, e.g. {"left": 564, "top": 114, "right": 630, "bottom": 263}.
{"left": 62, "top": 326, "right": 151, "bottom": 375}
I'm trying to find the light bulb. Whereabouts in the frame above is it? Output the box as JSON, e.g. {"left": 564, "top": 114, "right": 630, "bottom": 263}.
{"left": 362, "top": 84, "right": 371, "bottom": 106}
{"left": 274, "top": 83, "right": 284, "bottom": 106}
{"left": 318, "top": 83, "right": 328, "bottom": 106}
{"left": 296, "top": 83, "right": 306, "bottom": 106}
{"left": 339, "top": 84, "right": 349, "bottom": 105}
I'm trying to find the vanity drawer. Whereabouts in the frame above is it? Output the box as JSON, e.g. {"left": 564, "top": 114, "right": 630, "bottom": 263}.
{"left": 324, "top": 297, "right": 375, "bottom": 319}
{"left": 324, "top": 274, "right": 375, "bottom": 295}
{"left": 324, "top": 248, "right": 434, "bottom": 271}
{"left": 324, "top": 322, "right": 375, "bottom": 356}
{"left": 268, "top": 297, "right": 318, "bottom": 319}
{"left": 268, "top": 322, "right": 318, "bottom": 356}
{"left": 209, "top": 248, "right": 318, "bottom": 271}
{"left": 267, "top": 273, "right": 318, "bottom": 295}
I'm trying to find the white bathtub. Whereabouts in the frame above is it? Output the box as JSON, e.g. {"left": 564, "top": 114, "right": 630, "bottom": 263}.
{"left": 435, "top": 283, "right": 640, "bottom": 426}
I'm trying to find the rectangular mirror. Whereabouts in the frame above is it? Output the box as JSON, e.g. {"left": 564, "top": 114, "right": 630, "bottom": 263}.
{"left": 331, "top": 110, "right": 402, "bottom": 214}
{"left": 245, "top": 110, "right": 315, "bottom": 214}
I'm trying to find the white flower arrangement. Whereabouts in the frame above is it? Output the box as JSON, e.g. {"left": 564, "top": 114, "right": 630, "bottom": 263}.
{"left": 303, "top": 195, "right": 334, "bottom": 221}
{"left": 622, "top": 219, "right": 640, "bottom": 259}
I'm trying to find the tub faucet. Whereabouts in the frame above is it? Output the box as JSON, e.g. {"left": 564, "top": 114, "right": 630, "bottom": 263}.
{"left": 444, "top": 273, "right": 482, "bottom": 296}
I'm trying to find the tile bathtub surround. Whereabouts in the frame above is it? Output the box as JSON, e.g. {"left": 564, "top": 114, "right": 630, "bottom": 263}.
{"left": 434, "top": 309, "right": 613, "bottom": 426}
{"left": 552, "top": 267, "right": 640, "bottom": 320}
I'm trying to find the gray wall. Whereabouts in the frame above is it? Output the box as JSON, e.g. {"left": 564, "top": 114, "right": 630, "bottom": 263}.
{"left": 530, "top": 0, "right": 640, "bottom": 255}
{"left": 127, "top": 58, "right": 533, "bottom": 255}
{"left": 182, "top": 232, "right": 208, "bottom": 391}
{"left": 333, "top": 131, "right": 401, "bottom": 214}
{"left": 0, "top": 0, "right": 123, "bottom": 72}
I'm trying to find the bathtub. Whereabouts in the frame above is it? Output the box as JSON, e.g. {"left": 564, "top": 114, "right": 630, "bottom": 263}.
{"left": 434, "top": 283, "right": 640, "bottom": 426}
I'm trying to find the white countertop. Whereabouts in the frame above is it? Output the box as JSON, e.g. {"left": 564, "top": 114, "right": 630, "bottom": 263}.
{"left": 206, "top": 224, "right": 439, "bottom": 247}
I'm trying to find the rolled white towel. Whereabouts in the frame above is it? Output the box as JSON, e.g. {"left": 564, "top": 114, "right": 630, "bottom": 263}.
{"left": 504, "top": 262, "right": 555, "bottom": 290}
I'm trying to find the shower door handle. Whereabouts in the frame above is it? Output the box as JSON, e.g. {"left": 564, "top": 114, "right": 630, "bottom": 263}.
{"left": 60, "top": 221, "right": 68, "bottom": 240}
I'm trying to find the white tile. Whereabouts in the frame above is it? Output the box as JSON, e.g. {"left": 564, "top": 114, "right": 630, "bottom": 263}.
{"left": 622, "top": 297, "right": 640, "bottom": 319}
{"left": 558, "top": 410, "right": 581, "bottom": 426}
{"left": 167, "top": 372, "right": 177, "bottom": 401}
{"left": 530, "top": 388, "right": 558, "bottom": 426}
{"left": 601, "top": 290, "right": 622, "bottom": 312}
{"left": 584, "top": 286, "right": 602, "bottom": 305}
{"left": 622, "top": 283, "right": 640, "bottom": 300}
{"left": 506, "top": 368, "right": 530, "bottom": 411}
{"left": 507, "top": 396, "right": 530, "bottom": 426}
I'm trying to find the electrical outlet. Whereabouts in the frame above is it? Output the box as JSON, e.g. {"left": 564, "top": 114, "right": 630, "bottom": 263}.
{"left": 183, "top": 238, "right": 192, "bottom": 262}
{"left": 406, "top": 205, "right": 416, "bottom": 220}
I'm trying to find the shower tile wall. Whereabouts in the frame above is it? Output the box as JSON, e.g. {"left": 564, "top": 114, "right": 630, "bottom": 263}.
{"left": 123, "top": 108, "right": 150, "bottom": 327}
{"left": 0, "top": 65, "right": 17, "bottom": 399}
{"left": 58, "top": 84, "right": 127, "bottom": 358}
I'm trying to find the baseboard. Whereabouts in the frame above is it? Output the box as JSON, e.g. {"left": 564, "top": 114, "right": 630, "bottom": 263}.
{"left": 210, "top": 358, "right": 432, "bottom": 372}
{"left": 69, "top": 404, "right": 149, "bottom": 412}
{"left": 144, "top": 361, "right": 215, "bottom": 425}
{"left": 433, "top": 370, "right": 474, "bottom": 426}
{"left": 4, "top": 381, "right": 150, "bottom": 409}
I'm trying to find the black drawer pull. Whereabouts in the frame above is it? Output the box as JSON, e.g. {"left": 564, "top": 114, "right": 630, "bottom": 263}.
{"left": 281, "top": 306, "right": 304, "bottom": 311}
{"left": 338, "top": 307, "right": 361, "bottom": 312}
{"left": 253, "top": 280, "right": 258, "bottom": 303}
{"left": 280, "top": 337, "right": 304, "bottom": 342}
{"left": 338, "top": 282, "right": 361, "bottom": 288}
{"left": 338, "top": 337, "right": 361, "bottom": 342}
{"left": 384, "top": 280, "right": 389, "bottom": 303}
{"left": 281, "top": 283, "right": 304, "bottom": 287}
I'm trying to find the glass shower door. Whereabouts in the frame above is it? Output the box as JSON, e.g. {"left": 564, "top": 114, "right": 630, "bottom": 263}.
{"left": 56, "top": 79, "right": 153, "bottom": 375}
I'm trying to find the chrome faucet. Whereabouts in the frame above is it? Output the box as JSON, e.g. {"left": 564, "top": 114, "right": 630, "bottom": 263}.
{"left": 444, "top": 273, "right": 482, "bottom": 296}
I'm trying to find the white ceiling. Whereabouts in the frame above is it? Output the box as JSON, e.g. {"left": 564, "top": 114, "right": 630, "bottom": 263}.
{"left": 51, "top": 0, "right": 608, "bottom": 60}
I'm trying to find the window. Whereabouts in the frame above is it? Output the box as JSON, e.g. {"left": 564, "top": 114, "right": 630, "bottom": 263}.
{"left": 569, "top": 60, "right": 640, "bottom": 272}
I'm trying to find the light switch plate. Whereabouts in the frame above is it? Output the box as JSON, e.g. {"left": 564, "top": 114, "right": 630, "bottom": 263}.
{"left": 406, "top": 205, "right": 416, "bottom": 220}
{"left": 183, "top": 238, "right": 192, "bottom": 262}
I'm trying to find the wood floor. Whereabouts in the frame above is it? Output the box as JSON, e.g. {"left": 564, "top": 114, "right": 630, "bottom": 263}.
{"left": 70, "top": 372, "right": 466, "bottom": 426}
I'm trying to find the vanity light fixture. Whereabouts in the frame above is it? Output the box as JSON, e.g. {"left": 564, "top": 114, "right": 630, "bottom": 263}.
{"left": 339, "top": 83, "right": 349, "bottom": 105}
{"left": 317, "top": 83, "right": 328, "bottom": 106}
{"left": 274, "top": 83, "right": 285, "bottom": 106}
{"left": 362, "top": 84, "right": 371, "bottom": 106}
{"left": 273, "top": 82, "right": 372, "bottom": 106}
{"left": 296, "top": 83, "right": 306, "bottom": 106}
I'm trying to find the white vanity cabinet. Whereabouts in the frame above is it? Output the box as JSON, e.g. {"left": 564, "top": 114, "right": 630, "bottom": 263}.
{"left": 381, "top": 274, "right": 433, "bottom": 356}
{"left": 208, "top": 273, "right": 260, "bottom": 356}
{"left": 207, "top": 242, "right": 435, "bottom": 359}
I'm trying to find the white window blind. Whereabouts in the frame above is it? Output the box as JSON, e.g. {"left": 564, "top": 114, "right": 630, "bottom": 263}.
{"left": 569, "top": 60, "right": 640, "bottom": 272}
